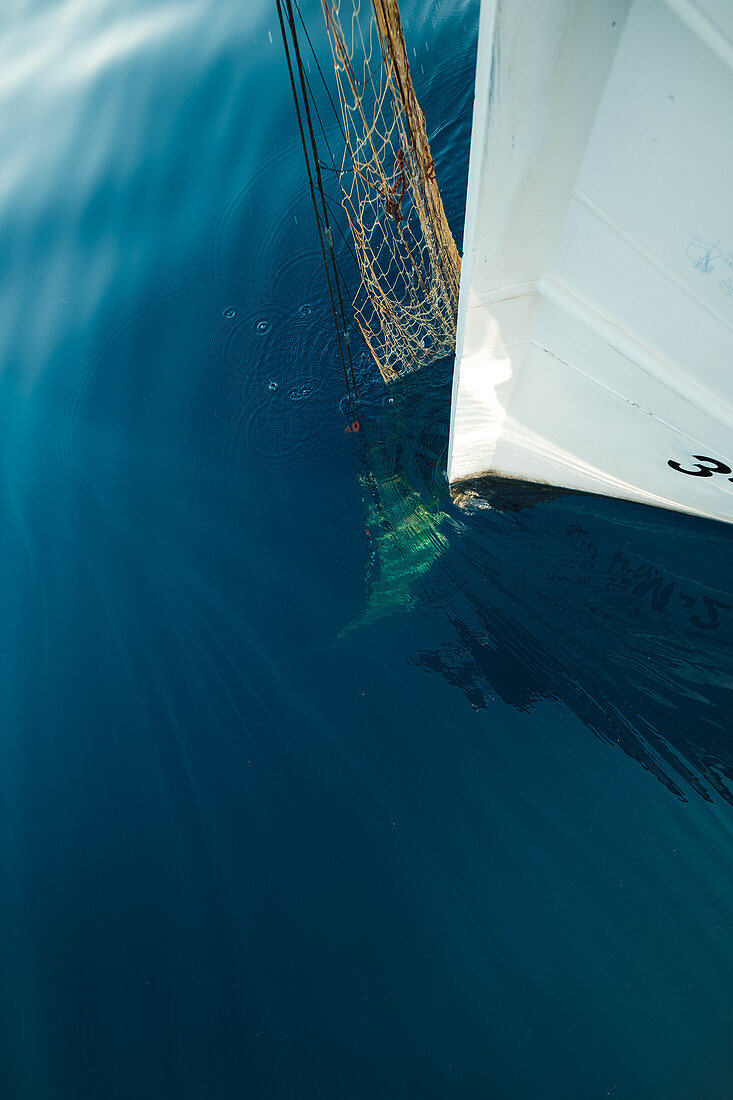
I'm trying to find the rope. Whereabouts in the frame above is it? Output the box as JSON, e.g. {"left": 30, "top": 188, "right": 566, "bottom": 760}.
{"left": 294, "top": 0, "right": 348, "bottom": 147}
{"left": 284, "top": 0, "right": 358, "bottom": 400}
{"left": 276, "top": 0, "right": 356, "bottom": 403}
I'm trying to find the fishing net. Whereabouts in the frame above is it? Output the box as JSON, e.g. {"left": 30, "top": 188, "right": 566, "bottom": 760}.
{"left": 321, "top": 0, "right": 461, "bottom": 382}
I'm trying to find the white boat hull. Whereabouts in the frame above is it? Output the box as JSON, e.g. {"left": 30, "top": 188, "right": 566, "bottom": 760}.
{"left": 448, "top": 0, "right": 733, "bottom": 524}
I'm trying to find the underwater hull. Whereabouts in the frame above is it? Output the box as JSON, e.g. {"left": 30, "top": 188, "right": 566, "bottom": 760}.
{"left": 448, "top": 0, "right": 733, "bottom": 524}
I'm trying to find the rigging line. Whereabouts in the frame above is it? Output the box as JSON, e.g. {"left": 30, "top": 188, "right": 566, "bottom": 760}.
{"left": 331, "top": 235, "right": 359, "bottom": 295}
{"left": 293, "top": 41, "right": 340, "bottom": 176}
{"left": 305, "top": 178, "right": 360, "bottom": 281}
{"left": 286, "top": 0, "right": 357, "bottom": 397}
{"left": 310, "top": 95, "right": 338, "bottom": 173}
{"left": 322, "top": 192, "right": 360, "bottom": 268}
{"left": 334, "top": 254, "right": 359, "bottom": 303}
{"left": 317, "top": 161, "right": 350, "bottom": 173}
{"left": 308, "top": 182, "right": 359, "bottom": 268}
{"left": 310, "top": 196, "right": 359, "bottom": 297}
{"left": 285, "top": 0, "right": 358, "bottom": 399}
{"left": 293, "top": 0, "right": 348, "bottom": 147}
{"left": 276, "top": 0, "right": 353, "bottom": 402}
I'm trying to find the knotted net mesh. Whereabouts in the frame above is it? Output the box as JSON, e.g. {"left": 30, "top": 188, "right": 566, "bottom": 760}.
{"left": 321, "top": 0, "right": 461, "bottom": 382}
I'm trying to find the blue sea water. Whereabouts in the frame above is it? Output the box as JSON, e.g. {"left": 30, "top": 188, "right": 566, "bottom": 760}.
{"left": 1, "top": 1, "right": 733, "bottom": 1096}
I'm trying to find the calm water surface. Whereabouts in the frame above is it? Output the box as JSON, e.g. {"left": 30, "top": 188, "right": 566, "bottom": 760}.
{"left": 1, "top": 2, "right": 732, "bottom": 1097}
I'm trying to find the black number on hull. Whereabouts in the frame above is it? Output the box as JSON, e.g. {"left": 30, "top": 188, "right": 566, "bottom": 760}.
{"left": 667, "top": 455, "right": 732, "bottom": 477}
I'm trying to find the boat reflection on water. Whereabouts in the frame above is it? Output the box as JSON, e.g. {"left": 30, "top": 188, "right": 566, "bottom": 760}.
{"left": 349, "top": 361, "right": 733, "bottom": 805}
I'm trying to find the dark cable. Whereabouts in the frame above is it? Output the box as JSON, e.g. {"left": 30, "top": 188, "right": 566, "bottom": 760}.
{"left": 285, "top": 0, "right": 358, "bottom": 400}
{"left": 293, "top": 0, "right": 348, "bottom": 146}
{"left": 276, "top": 0, "right": 354, "bottom": 402}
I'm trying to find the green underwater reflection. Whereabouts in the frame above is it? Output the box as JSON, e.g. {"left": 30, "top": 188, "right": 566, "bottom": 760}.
{"left": 347, "top": 413, "right": 449, "bottom": 630}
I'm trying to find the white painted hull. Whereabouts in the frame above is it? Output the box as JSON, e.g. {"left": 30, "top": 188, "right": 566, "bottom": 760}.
{"left": 448, "top": 0, "right": 733, "bottom": 524}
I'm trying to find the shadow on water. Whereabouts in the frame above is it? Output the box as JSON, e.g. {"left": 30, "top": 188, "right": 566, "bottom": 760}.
{"left": 347, "top": 359, "right": 733, "bottom": 805}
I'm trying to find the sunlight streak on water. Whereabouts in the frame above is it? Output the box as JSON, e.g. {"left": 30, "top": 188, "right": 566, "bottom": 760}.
{"left": 1, "top": 2, "right": 733, "bottom": 1098}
